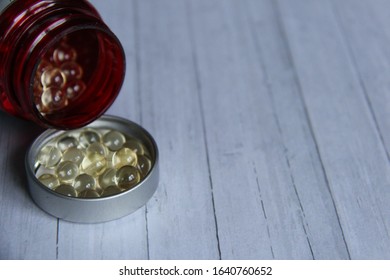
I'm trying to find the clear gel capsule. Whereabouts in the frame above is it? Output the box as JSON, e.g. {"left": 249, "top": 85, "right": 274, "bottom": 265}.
{"left": 53, "top": 44, "right": 77, "bottom": 64}
{"left": 101, "top": 185, "right": 122, "bottom": 197}
{"left": 38, "top": 174, "right": 60, "bottom": 189}
{"left": 137, "top": 155, "right": 152, "bottom": 177}
{"left": 73, "top": 173, "right": 96, "bottom": 192}
{"left": 116, "top": 166, "right": 140, "bottom": 191}
{"left": 37, "top": 145, "right": 62, "bottom": 168}
{"left": 64, "top": 80, "right": 86, "bottom": 100}
{"left": 41, "top": 68, "right": 65, "bottom": 88}
{"left": 60, "top": 61, "right": 83, "bottom": 80}
{"left": 103, "top": 130, "right": 125, "bottom": 151}
{"left": 62, "top": 147, "right": 84, "bottom": 165}
{"left": 123, "top": 138, "right": 146, "bottom": 155}
{"left": 86, "top": 142, "right": 107, "bottom": 156}
{"left": 112, "top": 147, "right": 137, "bottom": 169}
{"left": 79, "top": 130, "right": 101, "bottom": 148}
{"left": 36, "top": 59, "right": 53, "bottom": 77}
{"left": 56, "top": 161, "right": 79, "bottom": 182}
{"left": 55, "top": 184, "right": 77, "bottom": 197}
{"left": 41, "top": 87, "right": 67, "bottom": 110}
{"left": 81, "top": 151, "right": 107, "bottom": 177}
{"left": 57, "top": 135, "right": 79, "bottom": 152}
{"left": 78, "top": 189, "right": 100, "bottom": 198}
{"left": 98, "top": 168, "right": 117, "bottom": 189}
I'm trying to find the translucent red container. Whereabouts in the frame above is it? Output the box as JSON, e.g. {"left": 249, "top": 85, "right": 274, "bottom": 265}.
{"left": 0, "top": 0, "right": 125, "bottom": 129}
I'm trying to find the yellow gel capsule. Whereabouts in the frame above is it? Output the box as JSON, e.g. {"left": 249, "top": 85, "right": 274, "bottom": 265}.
{"left": 57, "top": 136, "right": 79, "bottom": 152}
{"left": 37, "top": 145, "right": 62, "bottom": 168}
{"left": 38, "top": 174, "right": 60, "bottom": 189}
{"left": 36, "top": 59, "right": 53, "bottom": 77}
{"left": 103, "top": 130, "right": 125, "bottom": 151}
{"left": 64, "top": 80, "right": 86, "bottom": 100}
{"left": 116, "top": 166, "right": 141, "bottom": 191}
{"left": 81, "top": 152, "right": 107, "bottom": 177}
{"left": 101, "top": 185, "right": 122, "bottom": 197}
{"left": 56, "top": 161, "right": 79, "bottom": 182}
{"left": 79, "top": 130, "right": 101, "bottom": 148}
{"left": 62, "top": 147, "right": 84, "bottom": 165}
{"left": 78, "top": 189, "right": 100, "bottom": 198}
{"left": 73, "top": 174, "right": 96, "bottom": 192}
{"left": 112, "top": 147, "right": 137, "bottom": 169}
{"left": 41, "top": 87, "right": 67, "bottom": 110}
{"left": 137, "top": 155, "right": 152, "bottom": 177}
{"left": 53, "top": 44, "right": 77, "bottom": 64}
{"left": 55, "top": 184, "right": 77, "bottom": 197}
{"left": 41, "top": 68, "right": 65, "bottom": 88}
{"left": 98, "top": 168, "right": 117, "bottom": 189}
{"left": 123, "top": 138, "right": 146, "bottom": 155}
{"left": 61, "top": 61, "right": 83, "bottom": 80}
{"left": 86, "top": 142, "right": 107, "bottom": 156}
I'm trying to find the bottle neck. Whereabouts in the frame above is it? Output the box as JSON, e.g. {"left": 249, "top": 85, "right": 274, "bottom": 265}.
{"left": 0, "top": 0, "right": 126, "bottom": 129}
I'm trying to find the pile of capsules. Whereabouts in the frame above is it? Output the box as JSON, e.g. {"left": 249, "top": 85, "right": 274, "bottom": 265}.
{"left": 33, "top": 39, "right": 86, "bottom": 115}
{"left": 34, "top": 127, "right": 152, "bottom": 198}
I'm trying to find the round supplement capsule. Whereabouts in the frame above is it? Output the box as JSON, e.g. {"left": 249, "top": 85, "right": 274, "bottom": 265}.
{"left": 123, "top": 138, "right": 146, "bottom": 155}
{"left": 38, "top": 174, "right": 60, "bottom": 189}
{"left": 116, "top": 166, "right": 141, "bottom": 191}
{"left": 41, "top": 68, "right": 65, "bottom": 88}
{"left": 98, "top": 168, "right": 117, "bottom": 189}
{"left": 81, "top": 151, "right": 107, "bottom": 177}
{"left": 57, "top": 135, "right": 79, "bottom": 152}
{"left": 53, "top": 44, "right": 77, "bottom": 64}
{"left": 41, "top": 87, "right": 67, "bottom": 111}
{"left": 64, "top": 80, "right": 86, "bottom": 100}
{"left": 79, "top": 129, "right": 101, "bottom": 148}
{"left": 37, "top": 145, "right": 62, "bottom": 168}
{"left": 62, "top": 147, "right": 84, "bottom": 165}
{"left": 56, "top": 161, "right": 79, "bottom": 182}
{"left": 101, "top": 185, "right": 122, "bottom": 197}
{"left": 55, "top": 184, "right": 77, "bottom": 197}
{"left": 86, "top": 142, "right": 107, "bottom": 156}
{"left": 103, "top": 130, "right": 126, "bottom": 151}
{"left": 112, "top": 147, "right": 137, "bottom": 169}
{"left": 137, "top": 155, "right": 152, "bottom": 177}
{"left": 78, "top": 189, "right": 101, "bottom": 198}
{"left": 36, "top": 59, "right": 53, "bottom": 77}
{"left": 60, "top": 61, "right": 83, "bottom": 81}
{"left": 73, "top": 174, "right": 96, "bottom": 192}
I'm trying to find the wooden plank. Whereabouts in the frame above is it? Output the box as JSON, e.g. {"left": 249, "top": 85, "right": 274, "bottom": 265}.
{"left": 189, "top": 0, "right": 319, "bottom": 259}
{"left": 57, "top": 0, "right": 148, "bottom": 260}
{"left": 245, "top": 0, "right": 350, "bottom": 259}
{"left": 135, "top": 0, "right": 220, "bottom": 259}
{"left": 0, "top": 113, "right": 57, "bottom": 259}
{"left": 331, "top": 0, "right": 390, "bottom": 157}
{"left": 276, "top": 0, "right": 390, "bottom": 259}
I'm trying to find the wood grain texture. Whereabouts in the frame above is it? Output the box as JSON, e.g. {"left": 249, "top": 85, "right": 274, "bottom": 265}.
{"left": 135, "top": 0, "right": 219, "bottom": 259}
{"left": 246, "top": 0, "right": 350, "bottom": 259}
{"left": 276, "top": 0, "right": 390, "bottom": 259}
{"left": 0, "top": 113, "right": 56, "bottom": 259}
{"left": 0, "top": 0, "right": 389, "bottom": 260}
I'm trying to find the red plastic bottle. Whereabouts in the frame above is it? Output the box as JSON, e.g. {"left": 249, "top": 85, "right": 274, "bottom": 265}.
{"left": 0, "top": 0, "right": 125, "bottom": 129}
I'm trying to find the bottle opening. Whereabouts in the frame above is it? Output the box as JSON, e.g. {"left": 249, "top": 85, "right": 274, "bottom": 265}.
{"left": 32, "top": 27, "right": 125, "bottom": 129}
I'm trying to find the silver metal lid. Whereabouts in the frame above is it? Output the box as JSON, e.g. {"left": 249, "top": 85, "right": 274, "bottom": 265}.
{"left": 25, "top": 115, "right": 159, "bottom": 223}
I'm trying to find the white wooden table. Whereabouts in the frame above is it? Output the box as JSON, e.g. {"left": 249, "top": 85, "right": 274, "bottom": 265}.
{"left": 1, "top": 0, "right": 390, "bottom": 260}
